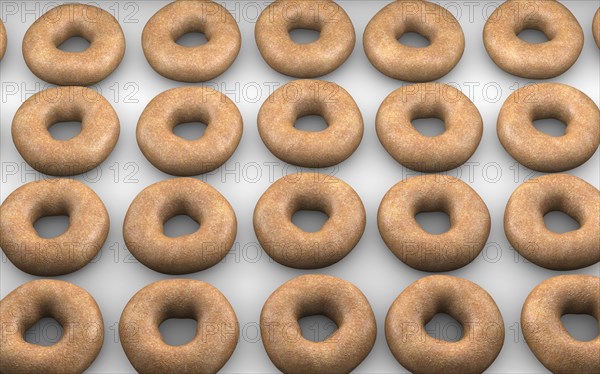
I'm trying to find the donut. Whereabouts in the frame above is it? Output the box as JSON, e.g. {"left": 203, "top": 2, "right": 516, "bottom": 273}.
{"left": 23, "top": 3, "right": 125, "bottom": 85}
{"left": 378, "top": 175, "right": 490, "bottom": 272}
{"left": 522, "top": 275, "right": 600, "bottom": 374}
{"left": 255, "top": 0, "right": 355, "bottom": 78}
{"left": 376, "top": 83, "right": 483, "bottom": 172}
{"left": 260, "top": 274, "right": 376, "bottom": 374}
{"left": 386, "top": 275, "right": 505, "bottom": 374}
{"left": 0, "top": 279, "right": 104, "bottom": 374}
{"left": 120, "top": 279, "right": 238, "bottom": 374}
{"left": 504, "top": 174, "right": 600, "bottom": 270}
{"left": 12, "top": 86, "right": 120, "bottom": 176}
{"left": 483, "top": 0, "right": 583, "bottom": 79}
{"left": 594, "top": 8, "right": 600, "bottom": 48}
{"left": 253, "top": 172, "right": 365, "bottom": 269}
{"left": 142, "top": 0, "right": 240, "bottom": 82}
{"left": 497, "top": 83, "right": 600, "bottom": 172}
{"left": 0, "top": 19, "right": 6, "bottom": 60}
{"left": 363, "top": 0, "right": 465, "bottom": 82}
{"left": 137, "top": 86, "right": 243, "bottom": 176}
{"left": 258, "top": 80, "right": 363, "bottom": 167}
{"left": 0, "top": 179, "right": 109, "bottom": 276}
{"left": 123, "top": 178, "right": 236, "bottom": 274}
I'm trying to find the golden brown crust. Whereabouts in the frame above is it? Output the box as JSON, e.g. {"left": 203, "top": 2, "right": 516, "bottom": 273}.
{"left": 142, "top": 0, "right": 241, "bottom": 82}
{"left": 12, "top": 86, "right": 120, "bottom": 176}
{"left": 504, "top": 174, "right": 600, "bottom": 270}
{"left": 594, "top": 8, "right": 600, "bottom": 48}
{"left": 0, "top": 19, "right": 6, "bottom": 60}
{"left": 385, "top": 275, "right": 504, "bottom": 374}
{"left": 521, "top": 275, "right": 600, "bottom": 374}
{"left": 0, "top": 280, "right": 104, "bottom": 374}
{"left": 22, "top": 3, "right": 125, "bottom": 85}
{"left": 120, "top": 279, "right": 238, "bottom": 374}
{"left": 260, "top": 274, "right": 376, "bottom": 374}
{"left": 258, "top": 80, "right": 363, "bottom": 168}
{"left": 0, "top": 179, "right": 109, "bottom": 276}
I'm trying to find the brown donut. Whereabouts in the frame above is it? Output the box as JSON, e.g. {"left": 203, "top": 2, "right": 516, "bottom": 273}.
{"left": 255, "top": 0, "right": 355, "bottom": 78}
{"left": 120, "top": 279, "right": 238, "bottom": 374}
{"left": 386, "top": 275, "right": 505, "bottom": 374}
{"left": 497, "top": 83, "right": 600, "bottom": 172}
{"left": 522, "top": 275, "right": 600, "bottom": 374}
{"left": 378, "top": 175, "right": 490, "bottom": 272}
{"left": 0, "top": 279, "right": 104, "bottom": 374}
{"left": 504, "top": 174, "right": 600, "bottom": 270}
{"left": 142, "top": 0, "right": 241, "bottom": 82}
{"left": 137, "top": 86, "right": 243, "bottom": 176}
{"left": 123, "top": 178, "right": 236, "bottom": 274}
{"left": 483, "top": 0, "right": 583, "bottom": 79}
{"left": 12, "top": 86, "right": 120, "bottom": 176}
{"left": 0, "top": 179, "right": 109, "bottom": 276}
{"left": 260, "top": 274, "right": 376, "bottom": 374}
{"left": 253, "top": 172, "right": 365, "bottom": 269}
{"left": 594, "top": 8, "right": 600, "bottom": 48}
{"left": 258, "top": 80, "right": 363, "bottom": 168}
{"left": 23, "top": 3, "right": 125, "bottom": 85}
{"left": 376, "top": 83, "right": 483, "bottom": 172}
{"left": 363, "top": 0, "right": 465, "bottom": 82}
{"left": 0, "top": 19, "right": 6, "bottom": 60}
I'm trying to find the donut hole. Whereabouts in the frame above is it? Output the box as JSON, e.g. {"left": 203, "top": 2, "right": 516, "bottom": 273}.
{"left": 159, "top": 318, "right": 198, "bottom": 346}
{"left": 176, "top": 32, "right": 208, "bottom": 47}
{"left": 48, "top": 121, "right": 82, "bottom": 140}
{"left": 425, "top": 313, "right": 464, "bottom": 342}
{"left": 163, "top": 215, "right": 200, "bottom": 238}
{"left": 398, "top": 32, "right": 431, "bottom": 48}
{"left": 173, "top": 122, "right": 207, "bottom": 140}
{"left": 34, "top": 215, "right": 70, "bottom": 239}
{"left": 58, "top": 36, "right": 91, "bottom": 52}
{"left": 289, "top": 28, "right": 321, "bottom": 44}
{"left": 24, "top": 317, "right": 64, "bottom": 346}
{"left": 560, "top": 314, "right": 598, "bottom": 341}
{"left": 411, "top": 117, "right": 445, "bottom": 137}
{"left": 294, "top": 115, "right": 328, "bottom": 132}
{"left": 415, "top": 211, "right": 451, "bottom": 235}
{"left": 533, "top": 118, "right": 567, "bottom": 137}
{"left": 543, "top": 211, "right": 580, "bottom": 234}
{"left": 292, "top": 210, "right": 329, "bottom": 232}
{"left": 298, "top": 315, "right": 338, "bottom": 342}
{"left": 517, "top": 29, "right": 549, "bottom": 44}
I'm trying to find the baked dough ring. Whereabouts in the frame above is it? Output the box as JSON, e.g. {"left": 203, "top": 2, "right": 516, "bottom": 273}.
{"left": 255, "top": 0, "right": 355, "bottom": 77}
{"left": 594, "top": 8, "right": 600, "bottom": 48}
{"left": 363, "top": 0, "right": 465, "bottom": 82}
{"left": 483, "top": 0, "right": 583, "bottom": 79}
{"left": 260, "top": 274, "right": 376, "bottom": 374}
{"left": 522, "top": 275, "right": 600, "bottom": 374}
{"left": 504, "top": 174, "right": 600, "bottom": 270}
{"left": 136, "top": 86, "right": 243, "bottom": 176}
{"left": 142, "top": 0, "right": 241, "bottom": 82}
{"left": 376, "top": 83, "right": 483, "bottom": 172}
{"left": 497, "top": 83, "right": 600, "bottom": 172}
{"left": 120, "top": 279, "right": 238, "bottom": 374}
{"left": 0, "top": 279, "right": 104, "bottom": 374}
{"left": 23, "top": 3, "right": 125, "bottom": 85}
{"left": 0, "top": 179, "right": 109, "bottom": 276}
{"left": 378, "top": 175, "right": 490, "bottom": 272}
{"left": 253, "top": 172, "right": 365, "bottom": 269}
{"left": 0, "top": 19, "right": 6, "bottom": 60}
{"left": 258, "top": 80, "right": 363, "bottom": 167}
{"left": 123, "top": 178, "right": 236, "bottom": 274}
{"left": 12, "top": 86, "right": 120, "bottom": 176}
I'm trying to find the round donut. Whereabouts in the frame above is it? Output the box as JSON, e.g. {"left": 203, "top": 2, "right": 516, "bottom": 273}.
{"left": 378, "top": 175, "right": 490, "bottom": 272}
{"left": 376, "top": 83, "right": 483, "bottom": 172}
{"left": 594, "top": 8, "right": 600, "bottom": 48}
{"left": 120, "top": 279, "right": 238, "bottom": 374}
{"left": 123, "top": 178, "right": 236, "bottom": 274}
{"left": 0, "top": 279, "right": 104, "bottom": 374}
{"left": 504, "top": 174, "right": 600, "bottom": 270}
{"left": 23, "top": 3, "right": 125, "bottom": 85}
{"left": 483, "top": 0, "right": 583, "bottom": 79}
{"left": 255, "top": 0, "right": 355, "bottom": 78}
{"left": 0, "top": 179, "right": 109, "bottom": 276}
{"left": 253, "top": 172, "right": 365, "bottom": 269}
{"left": 12, "top": 86, "right": 120, "bottom": 176}
{"left": 142, "top": 0, "right": 241, "bottom": 82}
{"left": 260, "top": 274, "right": 376, "bottom": 374}
{"left": 258, "top": 80, "right": 363, "bottom": 168}
{"left": 522, "top": 275, "right": 600, "bottom": 374}
{"left": 0, "top": 19, "right": 6, "bottom": 60}
{"left": 497, "top": 83, "right": 600, "bottom": 172}
{"left": 363, "top": 0, "right": 465, "bottom": 82}
{"left": 386, "top": 275, "right": 505, "bottom": 374}
{"left": 137, "top": 86, "right": 243, "bottom": 176}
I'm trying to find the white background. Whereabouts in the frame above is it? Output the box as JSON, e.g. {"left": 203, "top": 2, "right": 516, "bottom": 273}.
{"left": 1, "top": 1, "right": 599, "bottom": 373}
